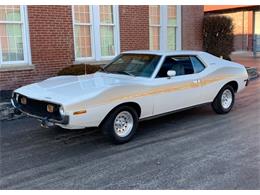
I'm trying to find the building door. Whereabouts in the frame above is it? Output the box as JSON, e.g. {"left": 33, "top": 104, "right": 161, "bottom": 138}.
{"left": 254, "top": 11, "right": 260, "bottom": 53}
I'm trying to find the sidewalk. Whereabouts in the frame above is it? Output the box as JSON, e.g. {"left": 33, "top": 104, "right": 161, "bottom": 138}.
{"left": 231, "top": 52, "right": 260, "bottom": 68}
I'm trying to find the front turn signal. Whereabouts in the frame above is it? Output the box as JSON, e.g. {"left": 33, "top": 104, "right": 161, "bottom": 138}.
{"left": 73, "top": 110, "right": 87, "bottom": 115}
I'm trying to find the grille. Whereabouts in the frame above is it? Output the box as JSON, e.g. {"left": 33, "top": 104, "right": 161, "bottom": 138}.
{"left": 15, "top": 93, "right": 62, "bottom": 120}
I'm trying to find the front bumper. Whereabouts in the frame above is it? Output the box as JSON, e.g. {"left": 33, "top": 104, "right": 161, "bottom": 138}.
{"left": 11, "top": 97, "right": 69, "bottom": 126}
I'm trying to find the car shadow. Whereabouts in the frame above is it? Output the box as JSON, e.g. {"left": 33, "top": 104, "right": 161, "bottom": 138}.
{"left": 47, "top": 104, "right": 214, "bottom": 148}
{"left": 0, "top": 104, "right": 223, "bottom": 179}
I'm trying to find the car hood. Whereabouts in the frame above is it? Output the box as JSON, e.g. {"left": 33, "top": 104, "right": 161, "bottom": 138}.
{"left": 15, "top": 72, "right": 140, "bottom": 105}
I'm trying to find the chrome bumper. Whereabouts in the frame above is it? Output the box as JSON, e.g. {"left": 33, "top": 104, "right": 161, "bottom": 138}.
{"left": 11, "top": 98, "right": 69, "bottom": 126}
{"left": 244, "top": 79, "right": 249, "bottom": 86}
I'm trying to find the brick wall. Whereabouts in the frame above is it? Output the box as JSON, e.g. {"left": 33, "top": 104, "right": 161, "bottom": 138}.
{"left": 119, "top": 6, "right": 149, "bottom": 51}
{"left": 0, "top": 6, "right": 74, "bottom": 90}
{"left": 1, "top": 5, "right": 204, "bottom": 91}
{"left": 182, "top": 5, "right": 204, "bottom": 50}
{"left": 120, "top": 5, "right": 204, "bottom": 51}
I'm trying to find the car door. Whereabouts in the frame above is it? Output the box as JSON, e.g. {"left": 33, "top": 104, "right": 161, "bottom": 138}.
{"left": 152, "top": 55, "right": 205, "bottom": 115}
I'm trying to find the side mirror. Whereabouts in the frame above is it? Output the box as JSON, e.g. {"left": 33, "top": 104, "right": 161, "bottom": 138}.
{"left": 167, "top": 70, "right": 176, "bottom": 78}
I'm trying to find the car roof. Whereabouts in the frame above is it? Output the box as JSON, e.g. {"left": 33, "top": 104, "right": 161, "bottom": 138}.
{"left": 122, "top": 50, "right": 205, "bottom": 56}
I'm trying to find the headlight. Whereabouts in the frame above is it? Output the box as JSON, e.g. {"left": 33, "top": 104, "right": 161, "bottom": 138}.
{"left": 59, "top": 106, "right": 65, "bottom": 116}
{"left": 12, "top": 93, "right": 19, "bottom": 102}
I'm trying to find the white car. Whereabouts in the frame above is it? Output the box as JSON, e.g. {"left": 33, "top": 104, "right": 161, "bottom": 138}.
{"left": 12, "top": 50, "right": 249, "bottom": 143}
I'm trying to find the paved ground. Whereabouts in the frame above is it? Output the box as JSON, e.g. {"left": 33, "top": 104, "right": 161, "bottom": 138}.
{"left": 0, "top": 77, "right": 260, "bottom": 189}
{"left": 231, "top": 52, "right": 260, "bottom": 68}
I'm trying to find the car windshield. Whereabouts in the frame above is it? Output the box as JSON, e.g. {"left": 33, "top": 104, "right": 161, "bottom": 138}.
{"left": 102, "top": 54, "right": 161, "bottom": 77}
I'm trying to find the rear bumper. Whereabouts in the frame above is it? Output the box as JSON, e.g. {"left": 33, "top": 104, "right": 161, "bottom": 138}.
{"left": 11, "top": 98, "right": 69, "bottom": 125}
{"left": 244, "top": 79, "right": 249, "bottom": 86}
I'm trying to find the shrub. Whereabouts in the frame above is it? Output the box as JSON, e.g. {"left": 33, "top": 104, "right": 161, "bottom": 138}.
{"left": 203, "top": 15, "right": 234, "bottom": 60}
{"left": 57, "top": 64, "right": 101, "bottom": 76}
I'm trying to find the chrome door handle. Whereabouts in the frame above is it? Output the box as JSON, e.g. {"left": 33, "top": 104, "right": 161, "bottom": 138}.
{"left": 192, "top": 79, "right": 201, "bottom": 84}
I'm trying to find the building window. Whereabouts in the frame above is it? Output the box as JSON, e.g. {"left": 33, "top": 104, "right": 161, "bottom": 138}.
{"left": 100, "top": 5, "right": 115, "bottom": 57}
{"left": 72, "top": 5, "right": 119, "bottom": 62}
{"left": 73, "top": 5, "right": 92, "bottom": 58}
{"left": 0, "top": 5, "right": 30, "bottom": 66}
{"left": 149, "top": 5, "right": 160, "bottom": 50}
{"left": 167, "top": 5, "right": 177, "bottom": 50}
{"left": 149, "top": 5, "right": 181, "bottom": 50}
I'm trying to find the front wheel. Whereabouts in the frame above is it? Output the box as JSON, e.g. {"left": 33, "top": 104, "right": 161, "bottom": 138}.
{"left": 101, "top": 106, "right": 139, "bottom": 144}
{"left": 212, "top": 85, "right": 235, "bottom": 114}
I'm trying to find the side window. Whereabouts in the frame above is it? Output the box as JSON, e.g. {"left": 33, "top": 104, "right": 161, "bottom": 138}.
{"left": 190, "top": 56, "right": 205, "bottom": 73}
{"left": 156, "top": 56, "right": 194, "bottom": 78}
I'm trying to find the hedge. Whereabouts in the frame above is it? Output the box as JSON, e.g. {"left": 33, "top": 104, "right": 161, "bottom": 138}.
{"left": 203, "top": 15, "right": 234, "bottom": 60}
{"left": 57, "top": 64, "right": 102, "bottom": 76}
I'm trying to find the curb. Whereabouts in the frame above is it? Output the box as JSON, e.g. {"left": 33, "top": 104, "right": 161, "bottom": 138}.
{"left": 246, "top": 67, "right": 259, "bottom": 80}
{"left": 0, "top": 102, "right": 25, "bottom": 121}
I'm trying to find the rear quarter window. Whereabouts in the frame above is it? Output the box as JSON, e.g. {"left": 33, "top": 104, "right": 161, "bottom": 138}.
{"left": 190, "top": 56, "right": 205, "bottom": 73}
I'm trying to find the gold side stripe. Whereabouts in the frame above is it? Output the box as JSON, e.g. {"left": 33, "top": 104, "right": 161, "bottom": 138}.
{"left": 93, "top": 75, "right": 233, "bottom": 106}
{"left": 109, "top": 75, "right": 232, "bottom": 102}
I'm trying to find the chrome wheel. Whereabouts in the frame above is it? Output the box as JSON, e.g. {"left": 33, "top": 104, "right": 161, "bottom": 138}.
{"left": 221, "top": 89, "right": 233, "bottom": 109}
{"left": 114, "top": 111, "right": 134, "bottom": 137}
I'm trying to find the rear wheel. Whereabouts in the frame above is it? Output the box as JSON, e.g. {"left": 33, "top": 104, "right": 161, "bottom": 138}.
{"left": 101, "top": 106, "right": 139, "bottom": 144}
{"left": 212, "top": 85, "right": 235, "bottom": 114}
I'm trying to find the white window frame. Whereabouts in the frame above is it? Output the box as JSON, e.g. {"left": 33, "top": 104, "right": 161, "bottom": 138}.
{"left": 72, "top": 6, "right": 95, "bottom": 61}
{"left": 72, "top": 5, "right": 120, "bottom": 62}
{"left": 0, "top": 5, "right": 31, "bottom": 67}
{"left": 149, "top": 5, "right": 182, "bottom": 51}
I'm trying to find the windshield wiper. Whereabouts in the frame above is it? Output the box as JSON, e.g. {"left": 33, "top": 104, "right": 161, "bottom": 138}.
{"left": 112, "top": 71, "right": 135, "bottom": 77}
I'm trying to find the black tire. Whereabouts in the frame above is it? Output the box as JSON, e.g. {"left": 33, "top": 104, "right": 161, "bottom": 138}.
{"left": 101, "top": 106, "right": 139, "bottom": 144}
{"left": 212, "top": 85, "right": 235, "bottom": 114}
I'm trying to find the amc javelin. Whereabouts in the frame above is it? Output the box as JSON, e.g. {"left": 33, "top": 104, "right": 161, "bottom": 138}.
{"left": 12, "top": 50, "right": 249, "bottom": 143}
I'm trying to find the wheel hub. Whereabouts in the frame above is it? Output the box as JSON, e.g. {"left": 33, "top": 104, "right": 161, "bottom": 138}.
{"left": 221, "top": 89, "right": 233, "bottom": 109}
{"left": 114, "top": 111, "right": 133, "bottom": 137}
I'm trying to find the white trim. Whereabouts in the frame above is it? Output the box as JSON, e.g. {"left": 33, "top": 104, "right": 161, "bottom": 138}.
{"left": 113, "top": 5, "right": 120, "bottom": 58}
{"left": 89, "top": 5, "right": 96, "bottom": 60}
{"left": 176, "top": 5, "right": 182, "bottom": 50}
{"left": 160, "top": 5, "right": 167, "bottom": 50}
{"left": 0, "top": 63, "right": 34, "bottom": 72}
{"left": 0, "top": 21, "right": 23, "bottom": 24}
{"left": 72, "top": 5, "right": 120, "bottom": 62}
{"left": 0, "top": 5, "right": 31, "bottom": 67}
{"left": 72, "top": 5, "right": 77, "bottom": 61}
{"left": 24, "top": 5, "right": 32, "bottom": 65}
{"left": 0, "top": 27, "right": 2, "bottom": 64}
{"left": 93, "top": 5, "right": 101, "bottom": 60}
{"left": 73, "top": 22, "right": 92, "bottom": 25}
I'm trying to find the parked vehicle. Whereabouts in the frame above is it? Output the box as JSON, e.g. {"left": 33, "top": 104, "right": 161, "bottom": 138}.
{"left": 12, "top": 50, "right": 249, "bottom": 143}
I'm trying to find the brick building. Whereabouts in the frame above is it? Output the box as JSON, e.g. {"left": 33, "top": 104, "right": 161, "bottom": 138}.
{"left": 204, "top": 5, "right": 260, "bottom": 54}
{"left": 0, "top": 5, "right": 204, "bottom": 90}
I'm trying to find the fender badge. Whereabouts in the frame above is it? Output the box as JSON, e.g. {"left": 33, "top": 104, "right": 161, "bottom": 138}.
{"left": 21, "top": 97, "right": 27, "bottom": 105}
{"left": 47, "top": 104, "right": 54, "bottom": 113}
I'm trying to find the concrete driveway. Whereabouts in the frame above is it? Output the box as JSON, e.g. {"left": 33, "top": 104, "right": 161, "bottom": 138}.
{"left": 0, "top": 78, "right": 260, "bottom": 190}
